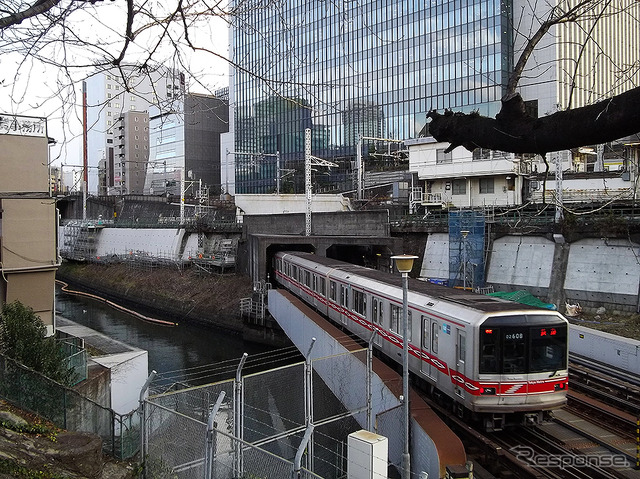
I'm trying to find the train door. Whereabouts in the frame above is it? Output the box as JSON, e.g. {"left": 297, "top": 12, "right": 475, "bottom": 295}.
{"left": 420, "top": 316, "right": 429, "bottom": 375}
{"left": 372, "top": 298, "right": 383, "bottom": 347}
{"left": 339, "top": 284, "right": 348, "bottom": 325}
{"left": 421, "top": 317, "right": 439, "bottom": 380}
{"left": 455, "top": 329, "right": 466, "bottom": 399}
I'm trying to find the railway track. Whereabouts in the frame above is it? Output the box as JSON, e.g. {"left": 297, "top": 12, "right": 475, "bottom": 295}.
{"left": 414, "top": 356, "right": 640, "bottom": 478}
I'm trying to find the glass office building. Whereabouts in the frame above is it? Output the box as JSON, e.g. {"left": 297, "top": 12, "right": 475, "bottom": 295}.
{"left": 231, "top": 0, "right": 512, "bottom": 193}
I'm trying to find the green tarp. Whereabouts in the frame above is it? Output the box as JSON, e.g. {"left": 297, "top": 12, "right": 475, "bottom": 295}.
{"left": 487, "top": 290, "right": 556, "bottom": 310}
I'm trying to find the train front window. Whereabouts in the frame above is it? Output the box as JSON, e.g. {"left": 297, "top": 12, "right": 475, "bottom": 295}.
{"left": 530, "top": 325, "right": 567, "bottom": 373}
{"left": 479, "top": 318, "right": 568, "bottom": 375}
{"left": 502, "top": 329, "right": 526, "bottom": 373}
{"left": 480, "top": 328, "right": 499, "bottom": 373}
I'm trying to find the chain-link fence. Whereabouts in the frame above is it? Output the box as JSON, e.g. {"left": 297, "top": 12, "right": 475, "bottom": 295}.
{"left": 0, "top": 353, "right": 139, "bottom": 459}
{"left": 143, "top": 349, "right": 378, "bottom": 479}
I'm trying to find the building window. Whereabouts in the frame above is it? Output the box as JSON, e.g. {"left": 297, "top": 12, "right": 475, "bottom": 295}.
{"left": 107, "top": 93, "right": 112, "bottom": 98}
{"left": 473, "top": 148, "right": 491, "bottom": 161}
{"left": 107, "top": 84, "right": 112, "bottom": 89}
{"left": 107, "top": 120, "right": 112, "bottom": 126}
{"left": 452, "top": 179, "right": 466, "bottom": 195}
{"left": 436, "top": 149, "right": 452, "bottom": 164}
{"left": 479, "top": 177, "right": 495, "bottom": 194}
{"left": 107, "top": 111, "right": 112, "bottom": 116}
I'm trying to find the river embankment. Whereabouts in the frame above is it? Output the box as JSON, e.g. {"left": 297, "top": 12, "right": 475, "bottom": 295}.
{"left": 56, "top": 260, "right": 288, "bottom": 345}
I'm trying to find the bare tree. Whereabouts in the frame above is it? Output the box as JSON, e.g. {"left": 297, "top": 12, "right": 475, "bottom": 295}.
{"left": 424, "top": 0, "right": 640, "bottom": 156}
{"left": 0, "top": 0, "right": 234, "bottom": 157}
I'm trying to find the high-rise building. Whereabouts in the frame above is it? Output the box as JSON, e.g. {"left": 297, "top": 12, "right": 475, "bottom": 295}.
{"left": 145, "top": 93, "right": 229, "bottom": 196}
{"left": 108, "top": 111, "right": 150, "bottom": 196}
{"left": 85, "top": 66, "right": 185, "bottom": 194}
{"left": 230, "top": 1, "right": 512, "bottom": 193}
{"left": 229, "top": 1, "right": 639, "bottom": 196}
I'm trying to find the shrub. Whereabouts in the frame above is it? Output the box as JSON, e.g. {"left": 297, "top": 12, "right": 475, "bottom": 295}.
{"left": 0, "top": 302, "right": 72, "bottom": 385}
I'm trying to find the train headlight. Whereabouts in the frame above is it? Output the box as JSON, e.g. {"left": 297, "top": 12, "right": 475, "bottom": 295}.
{"left": 480, "top": 387, "right": 496, "bottom": 395}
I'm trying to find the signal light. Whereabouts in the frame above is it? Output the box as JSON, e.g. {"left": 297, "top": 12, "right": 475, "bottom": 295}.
{"left": 484, "top": 329, "right": 493, "bottom": 334}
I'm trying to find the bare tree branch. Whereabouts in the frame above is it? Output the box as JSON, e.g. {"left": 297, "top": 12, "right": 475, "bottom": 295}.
{"left": 0, "top": 0, "right": 62, "bottom": 29}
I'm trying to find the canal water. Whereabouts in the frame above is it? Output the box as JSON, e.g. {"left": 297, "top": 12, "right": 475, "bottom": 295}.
{"left": 54, "top": 284, "right": 283, "bottom": 386}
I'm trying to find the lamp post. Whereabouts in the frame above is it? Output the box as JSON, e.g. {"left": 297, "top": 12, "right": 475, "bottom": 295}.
{"left": 391, "top": 254, "right": 418, "bottom": 479}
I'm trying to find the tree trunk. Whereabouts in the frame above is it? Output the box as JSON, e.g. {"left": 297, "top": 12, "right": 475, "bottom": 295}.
{"left": 426, "top": 86, "right": 640, "bottom": 155}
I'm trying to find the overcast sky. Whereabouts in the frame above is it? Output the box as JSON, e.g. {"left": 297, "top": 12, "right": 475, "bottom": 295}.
{"left": 1, "top": 2, "right": 229, "bottom": 168}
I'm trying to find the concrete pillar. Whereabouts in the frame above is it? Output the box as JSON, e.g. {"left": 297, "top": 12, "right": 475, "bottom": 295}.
{"left": 547, "top": 235, "right": 570, "bottom": 309}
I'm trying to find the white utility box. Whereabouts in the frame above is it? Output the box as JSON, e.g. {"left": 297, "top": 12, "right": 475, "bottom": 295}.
{"left": 346, "top": 430, "right": 388, "bottom": 479}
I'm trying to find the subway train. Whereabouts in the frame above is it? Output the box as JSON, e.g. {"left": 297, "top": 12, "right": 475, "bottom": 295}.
{"left": 273, "top": 251, "right": 569, "bottom": 431}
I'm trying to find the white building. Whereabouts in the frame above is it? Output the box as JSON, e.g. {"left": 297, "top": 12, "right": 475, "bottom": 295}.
{"left": 85, "top": 66, "right": 185, "bottom": 194}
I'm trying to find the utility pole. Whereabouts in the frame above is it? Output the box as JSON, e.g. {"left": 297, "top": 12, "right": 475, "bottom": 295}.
{"left": 304, "top": 128, "right": 338, "bottom": 236}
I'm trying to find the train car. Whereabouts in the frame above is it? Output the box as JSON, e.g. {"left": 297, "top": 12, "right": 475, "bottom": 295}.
{"left": 273, "top": 251, "right": 569, "bottom": 431}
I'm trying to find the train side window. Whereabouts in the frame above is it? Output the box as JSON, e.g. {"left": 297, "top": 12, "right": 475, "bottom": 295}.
{"left": 372, "top": 298, "right": 384, "bottom": 327}
{"left": 304, "top": 271, "right": 311, "bottom": 288}
{"left": 329, "top": 281, "right": 337, "bottom": 301}
{"left": 390, "top": 304, "right": 401, "bottom": 333}
{"left": 431, "top": 322, "right": 439, "bottom": 354}
{"left": 292, "top": 265, "right": 298, "bottom": 281}
{"left": 407, "top": 310, "right": 412, "bottom": 341}
{"left": 353, "top": 290, "right": 366, "bottom": 316}
{"left": 421, "top": 316, "right": 429, "bottom": 350}
{"left": 312, "top": 275, "right": 317, "bottom": 292}
{"left": 319, "top": 277, "right": 326, "bottom": 297}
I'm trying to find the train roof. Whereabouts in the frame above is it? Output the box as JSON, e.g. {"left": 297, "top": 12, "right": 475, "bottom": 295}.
{"left": 277, "top": 251, "right": 560, "bottom": 315}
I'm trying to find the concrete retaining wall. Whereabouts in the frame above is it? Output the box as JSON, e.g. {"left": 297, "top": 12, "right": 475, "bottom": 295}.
{"left": 95, "top": 228, "right": 185, "bottom": 258}
{"left": 564, "top": 238, "right": 640, "bottom": 308}
{"left": 422, "top": 234, "right": 640, "bottom": 312}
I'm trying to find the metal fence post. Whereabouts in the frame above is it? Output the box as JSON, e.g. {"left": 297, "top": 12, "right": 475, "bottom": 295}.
{"left": 204, "top": 391, "right": 226, "bottom": 479}
{"left": 304, "top": 338, "right": 316, "bottom": 473}
{"left": 367, "top": 329, "right": 377, "bottom": 432}
{"left": 234, "top": 353, "right": 248, "bottom": 478}
{"left": 138, "top": 370, "right": 156, "bottom": 479}
{"left": 292, "top": 424, "right": 315, "bottom": 479}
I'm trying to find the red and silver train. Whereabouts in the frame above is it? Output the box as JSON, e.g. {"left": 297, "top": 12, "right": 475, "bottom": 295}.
{"left": 273, "top": 251, "right": 569, "bottom": 431}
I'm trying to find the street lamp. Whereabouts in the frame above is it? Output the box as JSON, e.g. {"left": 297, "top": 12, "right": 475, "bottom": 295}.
{"left": 391, "top": 254, "right": 418, "bottom": 479}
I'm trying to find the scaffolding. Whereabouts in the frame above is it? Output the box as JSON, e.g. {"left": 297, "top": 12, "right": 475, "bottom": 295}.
{"left": 448, "top": 210, "right": 486, "bottom": 290}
